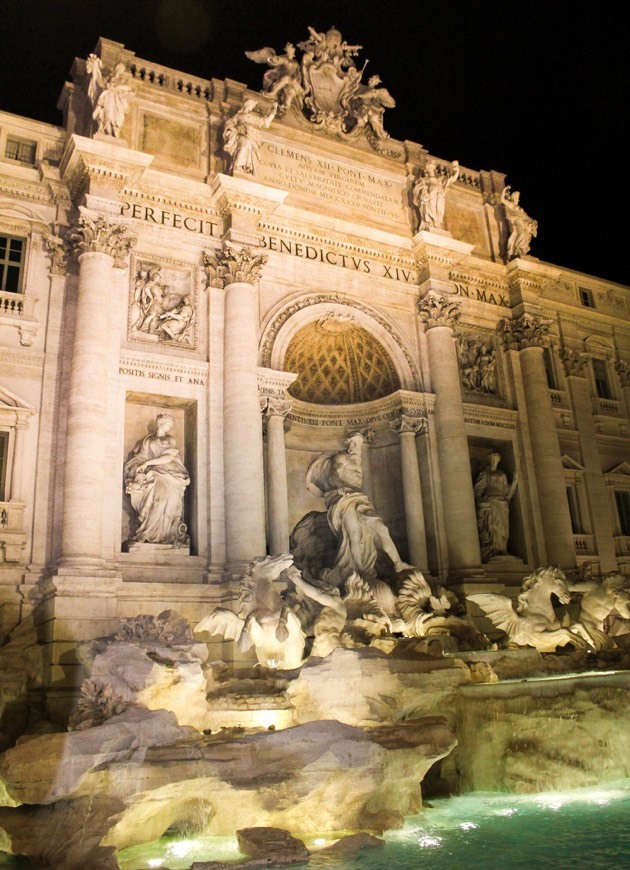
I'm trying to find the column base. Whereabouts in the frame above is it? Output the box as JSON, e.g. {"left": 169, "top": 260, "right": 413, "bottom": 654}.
{"left": 55, "top": 556, "right": 122, "bottom": 579}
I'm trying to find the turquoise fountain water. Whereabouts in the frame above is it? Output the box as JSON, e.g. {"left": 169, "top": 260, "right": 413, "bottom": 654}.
{"left": 113, "top": 779, "right": 630, "bottom": 870}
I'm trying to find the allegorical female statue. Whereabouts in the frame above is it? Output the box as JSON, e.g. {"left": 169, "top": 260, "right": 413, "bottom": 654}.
{"left": 473, "top": 451, "right": 517, "bottom": 562}
{"left": 124, "top": 414, "right": 190, "bottom": 546}
{"left": 500, "top": 186, "right": 538, "bottom": 259}
{"left": 222, "top": 98, "right": 277, "bottom": 175}
{"left": 413, "top": 159, "right": 459, "bottom": 231}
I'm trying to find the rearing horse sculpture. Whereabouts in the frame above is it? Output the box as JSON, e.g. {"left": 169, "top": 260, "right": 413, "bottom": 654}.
{"left": 468, "top": 567, "right": 591, "bottom": 653}
{"left": 194, "top": 553, "right": 306, "bottom": 669}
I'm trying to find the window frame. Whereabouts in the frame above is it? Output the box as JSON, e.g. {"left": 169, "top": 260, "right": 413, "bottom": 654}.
{"left": 0, "top": 429, "right": 9, "bottom": 502}
{"left": 0, "top": 232, "right": 26, "bottom": 294}
{"left": 4, "top": 136, "right": 37, "bottom": 166}
{"left": 579, "top": 287, "right": 596, "bottom": 309}
{"left": 590, "top": 356, "right": 613, "bottom": 400}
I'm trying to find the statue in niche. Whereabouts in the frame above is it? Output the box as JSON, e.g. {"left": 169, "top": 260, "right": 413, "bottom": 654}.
{"left": 124, "top": 414, "right": 190, "bottom": 547}
{"left": 244, "top": 43, "right": 305, "bottom": 116}
{"left": 91, "top": 61, "right": 133, "bottom": 138}
{"left": 350, "top": 75, "right": 396, "bottom": 141}
{"left": 413, "top": 160, "right": 459, "bottom": 231}
{"left": 223, "top": 99, "right": 277, "bottom": 175}
{"left": 474, "top": 452, "right": 517, "bottom": 562}
{"left": 500, "top": 186, "right": 538, "bottom": 259}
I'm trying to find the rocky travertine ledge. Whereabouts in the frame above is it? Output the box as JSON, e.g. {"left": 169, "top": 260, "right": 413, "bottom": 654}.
{"left": 0, "top": 708, "right": 455, "bottom": 869}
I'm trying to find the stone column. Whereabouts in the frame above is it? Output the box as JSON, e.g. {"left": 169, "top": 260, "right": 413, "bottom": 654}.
{"left": 501, "top": 315, "right": 575, "bottom": 567}
{"left": 262, "top": 397, "right": 292, "bottom": 555}
{"left": 8, "top": 420, "right": 28, "bottom": 503}
{"left": 562, "top": 349, "right": 616, "bottom": 571}
{"left": 390, "top": 413, "right": 429, "bottom": 572}
{"left": 417, "top": 290, "right": 482, "bottom": 575}
{"left": 206, "top": 242, "right": 267, "bottom": 566}
{"left": 58, "top": 210, "right": 135, "bottom": 572}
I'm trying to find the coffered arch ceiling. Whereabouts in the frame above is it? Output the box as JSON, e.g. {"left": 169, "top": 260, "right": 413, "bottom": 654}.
{"left": 284, "top": 313, "right": 400, "bottom": 405}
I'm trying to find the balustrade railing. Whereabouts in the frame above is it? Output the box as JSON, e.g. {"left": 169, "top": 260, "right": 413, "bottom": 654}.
{"left": 0, "top": 290, "right": 36, "bottom": 320}
{"left": 573, "top": 534, "right": 596, "bottom": 554}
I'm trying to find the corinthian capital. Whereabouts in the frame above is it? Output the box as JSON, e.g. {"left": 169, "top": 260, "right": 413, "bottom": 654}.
{"left": 203, "top": 240, "right": 267, "bottom": 288}
{"left": 499, "top": 313, "right": 550, "bottom": 351}
{"left": 44, "top": 234, "right": 68, "bottom": 275}
{"left": 68, "top": 207, "right": 136, "bottom": 266}
{"left": 390, "top": 413, "right": 427, "bottom": 437}
{"left": 560, "top": 348, "right": 588, "bottom": 378}
{"left": 417, "top": 289, "right": 461, "bottom": 330}
{"left": 262, "top": 397, "right": 292, "bottom": 418}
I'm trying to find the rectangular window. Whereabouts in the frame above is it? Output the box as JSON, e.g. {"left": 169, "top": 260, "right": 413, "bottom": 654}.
{"left": 592, "top": 358, "right": 612, "bottom": 399}
{"left": 0, "top": 234, "right": 25, "bottom": 293}
{"left": 5, "top": 136, "right": 36, "bottom": 165}
{"left": 616, "top": 491, "right": 630, "bottom": 536}
{"left": 0, "top": 431, "right": 8, "bottom": 501}
{"left": 566, "top": 486, "right": 582, "bottom": 534}
{"left": 543, "top": 347, "right": 558, "bottom": 389}
{"left": 579, "top": 287, "right": 595, "bottom": 308}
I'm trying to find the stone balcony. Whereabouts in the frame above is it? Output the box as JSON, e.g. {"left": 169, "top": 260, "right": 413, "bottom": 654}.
{"left": 573, "top": 533, "right": 596, "bottom": 556}
{"left": 0, "top": 502, "right": 27, "bottom": 563}
{"left": 0, "top": 291, "right": 38, "bottom": 346}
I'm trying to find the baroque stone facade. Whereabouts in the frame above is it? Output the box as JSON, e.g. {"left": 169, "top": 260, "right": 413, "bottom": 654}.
{"left": 0, "top": 34, "right": 628, "bottom": 712}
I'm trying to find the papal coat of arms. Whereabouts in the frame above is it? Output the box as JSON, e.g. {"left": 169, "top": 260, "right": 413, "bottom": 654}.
{"left": 246, "top": 26, "right": 399, "bottom": 155}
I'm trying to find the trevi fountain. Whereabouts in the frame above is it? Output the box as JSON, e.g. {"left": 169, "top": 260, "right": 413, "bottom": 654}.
{"left": 0, "top": 24, "right": 628, "bottom": 870}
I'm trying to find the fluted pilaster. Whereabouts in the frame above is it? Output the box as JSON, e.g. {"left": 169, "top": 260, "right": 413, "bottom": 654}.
{"left": 206, "top": 241, "right": 268, "bottom": 566}
{"left": 59, "top": 210, "right": 135, "bottom": 570}
{"left": 500, "top": 314, "right": 575, "bottom": 567}
{"left": 390, "top": 413, "right": 428, "bottom": 571}
{"left": 418, "top": 289, "right": 482, "bottom": 575}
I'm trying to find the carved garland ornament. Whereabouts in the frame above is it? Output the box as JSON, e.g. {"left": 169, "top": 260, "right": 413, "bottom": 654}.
{"left": 390, "top": 413, "right": 427, "bottom": 436}
{"left": 203, "top": 241, "right": 267, "bottom": 288}
{"left": 67, "top": 208, "right": 136, "bottom": 266}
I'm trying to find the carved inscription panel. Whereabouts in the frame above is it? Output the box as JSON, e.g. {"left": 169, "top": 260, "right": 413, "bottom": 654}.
{"left": 257, "top": 141, "right": 406, "bottom": 223}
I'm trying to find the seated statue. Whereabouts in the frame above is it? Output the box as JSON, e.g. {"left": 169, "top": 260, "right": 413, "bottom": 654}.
{"left": 124, "top": 414, "right": 190, "bottom": 546}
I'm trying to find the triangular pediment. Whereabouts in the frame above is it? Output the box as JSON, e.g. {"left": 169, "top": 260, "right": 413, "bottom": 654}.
{"left": 0, "top": 385, "right": 34, "bottom": 413}
{"left": 561, "top": 454, "right": 585, "bottom": 471}
{"left": 606, "top": 461, "right": 630, "bottom": 476}
{"left": 0, "top": 197, "right": 49, "bottom": 228}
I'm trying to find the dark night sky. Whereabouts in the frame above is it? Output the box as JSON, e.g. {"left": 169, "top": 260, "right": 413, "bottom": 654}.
{"left": 1, "top": 0, "right": 628, "bottom": 286}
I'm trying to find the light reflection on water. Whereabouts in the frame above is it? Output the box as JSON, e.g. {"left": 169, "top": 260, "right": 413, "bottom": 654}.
{"left": 113, "top": 780, "right": 630, "bottom": 870}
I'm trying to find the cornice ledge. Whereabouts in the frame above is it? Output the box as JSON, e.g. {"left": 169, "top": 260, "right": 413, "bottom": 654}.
{"left": 60, "top": 134, "right": 154, "bottom": 200}
{"left": 208, "top": 173, "right": 288, "bottom": 216}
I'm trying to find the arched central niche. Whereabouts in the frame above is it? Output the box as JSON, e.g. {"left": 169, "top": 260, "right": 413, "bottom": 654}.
{"left": 284, "top": 313, "right": 400, "bottom": 404}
